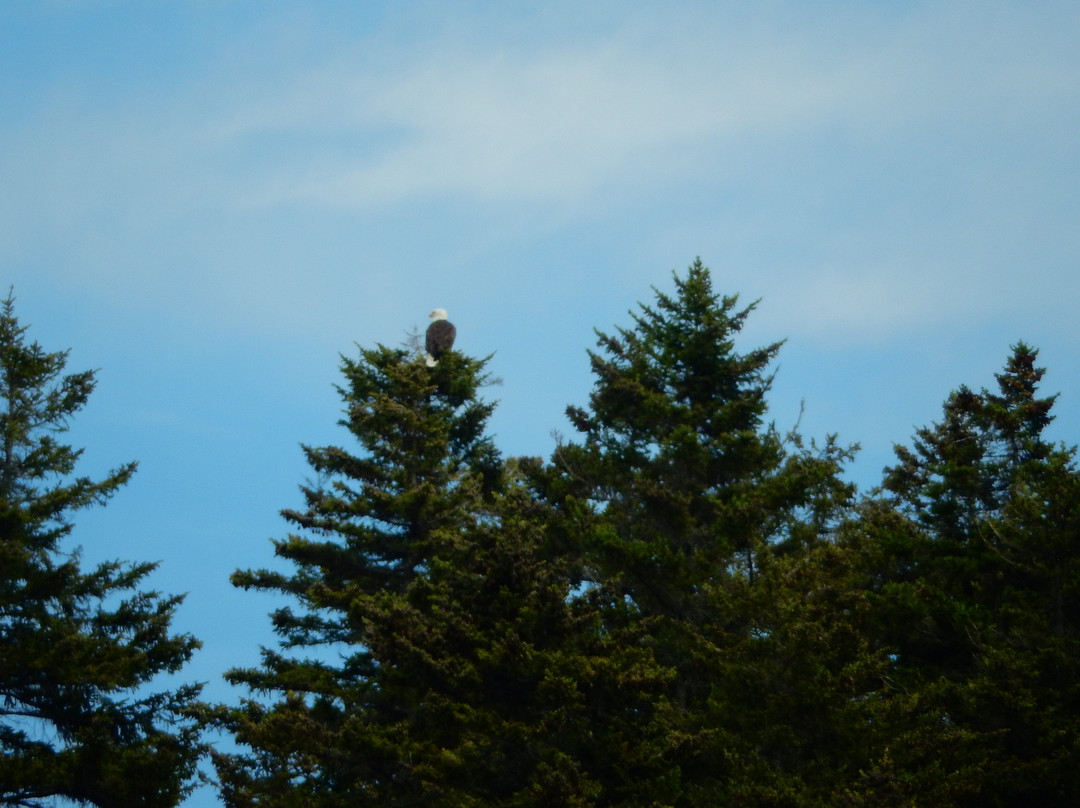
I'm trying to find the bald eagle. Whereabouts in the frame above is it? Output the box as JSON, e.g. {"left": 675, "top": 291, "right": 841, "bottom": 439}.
{"left": 425, "top": 308, "right": 456, "bottom": 366}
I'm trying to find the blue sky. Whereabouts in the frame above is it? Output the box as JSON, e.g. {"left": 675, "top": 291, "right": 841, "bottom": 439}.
{"left": 4, "top": 2, "right": 1080, "bottom": 804}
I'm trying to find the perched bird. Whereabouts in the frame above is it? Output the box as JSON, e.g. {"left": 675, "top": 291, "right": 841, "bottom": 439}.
{"left": 425, "top": 308, "right": 456, "bottom": 366}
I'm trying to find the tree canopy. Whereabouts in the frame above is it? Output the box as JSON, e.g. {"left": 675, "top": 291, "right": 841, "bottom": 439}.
{"left": 6, "top": 262, "right": 1080, "bottom": 807}
{"left": 0, "top": 293, "right": 203, "bottom": 808}
{"left": 206, "top": 262, "right": 1080, "bottom": 806}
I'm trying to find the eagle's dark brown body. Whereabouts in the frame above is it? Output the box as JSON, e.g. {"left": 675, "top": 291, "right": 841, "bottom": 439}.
{"left": 425, "top": 309, "right": 455, "bottom": 366}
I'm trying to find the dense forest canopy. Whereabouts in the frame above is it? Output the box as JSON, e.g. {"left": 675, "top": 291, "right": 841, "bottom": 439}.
{"left": 3, "top": 262, "right": 1079, "bottom": 807}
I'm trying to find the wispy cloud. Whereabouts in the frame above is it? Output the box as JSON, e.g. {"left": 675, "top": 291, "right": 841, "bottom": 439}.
{"left": 214, "top": 24, "right": 877, "bottom": 209}
{"left": 1, "top": 2, "right": 1078, "bottom": 346}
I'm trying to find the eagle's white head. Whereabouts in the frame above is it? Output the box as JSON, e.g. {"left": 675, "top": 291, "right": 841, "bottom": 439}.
{"left": 429, "top": 308, "right": 448, "bottom": 321}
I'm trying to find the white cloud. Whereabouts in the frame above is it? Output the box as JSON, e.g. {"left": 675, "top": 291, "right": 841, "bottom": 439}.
{"left": 224, "top": 32, "right": 874, "bottom": 209}
{"left": 8, "top": 3, "right": 1077, "bottom": 218}
{"left": 1, "top": 1, "right": 1078, "bottom": 348}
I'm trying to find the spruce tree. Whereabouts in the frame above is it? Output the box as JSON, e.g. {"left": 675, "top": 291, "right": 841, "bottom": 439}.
{"left": 0, "top": 293, "right": 203, "bottom": 807}
{"left": 853, "top": 344, "right": 1080, "bottom": 805}
{"left": 210, "top": 344, "right": 606, "bottom": 806}
{"left": 538, "top": 260, "right": 856, "bottom": 804}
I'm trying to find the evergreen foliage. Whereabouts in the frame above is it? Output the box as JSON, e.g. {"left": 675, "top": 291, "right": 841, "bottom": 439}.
{"left": 210, "top": 264, "right": 1080, "bottom": 806}
{"left": 0, "top": 293, "right": 203, "bottom": 807}
{"left": 537, "top": 259, "right": 859, "bottom": 803}
{"left": 206, "top": 345, "right": 607, "bottom": 805}
{"left": 846, "top": 343, "right": 1080, "bottom": 806}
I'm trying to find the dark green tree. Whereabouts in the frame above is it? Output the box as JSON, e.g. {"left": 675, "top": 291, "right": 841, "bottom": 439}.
{"left": 209, "top": 344, "right": 608, "bottom": 806}
{"left": 538, "top": 260, "right": 858, "bottom": 804}
{"left": 849, "top": 344, "right": 1080, "bottom": 806}
{"left": 0, "top": 293, "right": 203, "bottom": 807}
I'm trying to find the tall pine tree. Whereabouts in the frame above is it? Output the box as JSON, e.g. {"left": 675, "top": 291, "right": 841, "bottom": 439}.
{"left": 210, "top": 343, "right": 607, "bottom": 806}
{"left": 538, "top": 260, "right": 857, "bottom": 804}
{"left": 0, "top": 293, "right": 203, "bottom": 807}
{"left": 848, "top": 344, "right": 1080, "bottom": 806}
